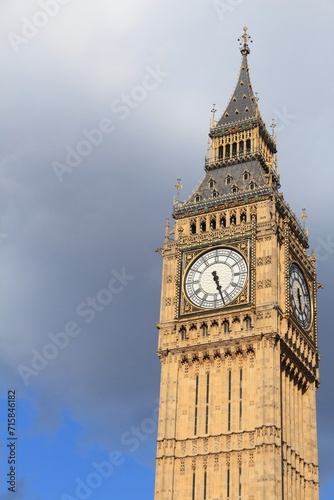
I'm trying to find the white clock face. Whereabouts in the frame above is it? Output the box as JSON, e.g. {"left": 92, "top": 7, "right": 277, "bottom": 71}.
{"left": 289, "top": 263, "right": 311, "bottom": 329}
{"left": 184, "top": 248, "right": 248, "bottom": 309}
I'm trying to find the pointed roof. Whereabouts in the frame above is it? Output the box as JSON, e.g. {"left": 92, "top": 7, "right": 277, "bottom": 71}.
{"left": 173, "top": 26, "right": 279, "bottom": 219}
{"left": 179, "top": 158, "right": 270, "bottom": 210}
{"left": 217, "top": 26, "right": 259, "bottom": 127}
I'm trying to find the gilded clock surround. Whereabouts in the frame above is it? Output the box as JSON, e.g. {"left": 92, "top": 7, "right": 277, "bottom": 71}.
{"left": 180, "top": 241, "right": 251, "bottom": 316}
{"left": 155, "top": 27, "right": 320, "bottom": 500}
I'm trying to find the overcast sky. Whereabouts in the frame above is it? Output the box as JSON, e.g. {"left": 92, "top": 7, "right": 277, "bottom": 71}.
{"left": 0, "top": 1, "right": 333, "bottom": 499}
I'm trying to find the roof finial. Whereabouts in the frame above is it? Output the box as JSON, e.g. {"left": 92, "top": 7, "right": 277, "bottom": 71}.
{"left": 210, "top": 103, "right": 217, "bottom": 127}
{"left": 271, "top": 118, "right": 276, "bottom": 140}
{"left": 301, "top": 208, "right": 308, "bottom": 227}
{"left": 238, "top": 24, "right": 252, "bottom": 55}
{"left": 211, "top": 103, "right": 217, "bottom": 120}
{"left": 301, "top": 208, "right": 309, "bottom": 236}
{"left": 175, "top": 178, "right": 183, "bottom": 201}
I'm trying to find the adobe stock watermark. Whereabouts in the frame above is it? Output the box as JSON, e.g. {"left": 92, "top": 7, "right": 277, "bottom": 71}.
{"left": 17, "top": 268, "right": 135, "bottom": 386}
{"left": 62, "top": 450, "right": 125, "bottom": 500}
{"left": 51, "top": 64, "right": 169, "bottom": 183}
{"left": 273, "top": 106, "right": 296, "bottom": 133}
{"left": 62, "top": 403, "right": 159, "bottom": 500}
{"left": 213, "top": 0, "right": 245, "bottom": 22}
{"left": 7, "top": 0, "right": 72, "bottom": 54}
{"left": 120, "top": 401, "right": 159, "bottom": 454}
{"left": 314, "top": 235, "right": 334, "bottom": 262}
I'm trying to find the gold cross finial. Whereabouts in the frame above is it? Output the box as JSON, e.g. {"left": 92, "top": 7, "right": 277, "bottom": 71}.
{"left": 238, "top": 25, "right": 252, "bottom": 55}
{"left": 241, "top": 25, "right": 249, "bottom": 44}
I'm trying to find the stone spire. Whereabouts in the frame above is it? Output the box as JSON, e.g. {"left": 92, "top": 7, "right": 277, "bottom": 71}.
{"left": 217, "top": 25, "right": 259, "bottom": 127}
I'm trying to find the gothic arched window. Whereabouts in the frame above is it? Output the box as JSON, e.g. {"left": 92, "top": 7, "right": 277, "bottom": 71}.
{"left": 180, "top": 327, "right": 187, "bottom": 341}
{"left": 245, "top": 316, "right": 252, "bottom": 330}
{"left": 223, "top": 320, "right": 230, "bottom": 334}
{"left": 210, "top": 217, "right": 216, "bottom": 230}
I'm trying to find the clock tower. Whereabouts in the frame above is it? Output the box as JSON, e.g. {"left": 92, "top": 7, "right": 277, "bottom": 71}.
{"left": 154, "top": 27, "right": 320, "bottom": 500}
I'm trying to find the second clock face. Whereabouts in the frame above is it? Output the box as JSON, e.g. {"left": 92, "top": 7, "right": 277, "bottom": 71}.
{"left": 289, "top": 263, "right": 311, "bottom": 329}
{"left": 184, "top": 248, "right": 248, "bottom": 309}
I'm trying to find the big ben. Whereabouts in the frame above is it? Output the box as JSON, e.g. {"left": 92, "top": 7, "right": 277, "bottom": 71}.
{"left": 154, "top": 26, "right": 320, "bottom": 500}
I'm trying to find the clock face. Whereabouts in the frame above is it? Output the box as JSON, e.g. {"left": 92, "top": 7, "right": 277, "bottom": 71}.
{"left": 184, "top": 247, "right": 248, "bottom": 309}
{"left": 289, "top": 263, "right": 311, "bottom": 329}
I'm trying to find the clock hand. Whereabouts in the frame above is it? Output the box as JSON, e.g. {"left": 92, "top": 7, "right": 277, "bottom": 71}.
{"left": 212, "top": 271, "right": 225, "bottom": 305}
{"left": 297, "top": 287, "right": 302, "bottom": 311}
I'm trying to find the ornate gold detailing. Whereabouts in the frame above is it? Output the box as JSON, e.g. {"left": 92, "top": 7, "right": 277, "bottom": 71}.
{"left": 183, "top": 301, "right": 193, "bottom": 314}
